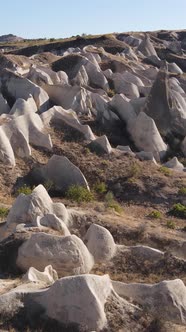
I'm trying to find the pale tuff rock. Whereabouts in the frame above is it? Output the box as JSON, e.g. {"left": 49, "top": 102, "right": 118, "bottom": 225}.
{"left": 112, "top": 279, "right": 186, "bottom": 325}
{"left": 10, "top": 95, "right": 37, "bottom": 116}
{"left": 23, "top": 265, "right": 58, "bottom": 286}
{"left": 0, "top": 93, "right": 10, "bottom": 114}
{"left": 29, "top": 155, "right": 90, "bottom": 193}
{"left": 37, "top": 214, "right": 70, "bottom": 235}
{"left": 0, "top": 185, "right": 69, "bottom": 239}
{"left": 84, "top": 224, "right": 116, "bottom": 263}
{"left": 88, "top": 135, "right": 112, "bottom": 155}
{"left": 163, "top": 157, "right": 184, "bottom": 171}
{"left": 129, "top": 112, "right": 167, "bottom": 161}
{"left": 137, "top": 34, "right": 158, "bottom": 57}
{"left": 33, "top": 274, "right": 113, "bottom": 331}
{"left": 41, "top": 105, "right": 95, "bottom": 140}
{"left": 1, "top": 70, "right": 49, "bottom": 113}
{"left": 16, "top": 233, "right": 94, "bottom": 276}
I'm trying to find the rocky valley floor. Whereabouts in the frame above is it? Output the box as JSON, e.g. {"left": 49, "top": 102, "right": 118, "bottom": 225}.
{"left": 0, "top": 29, "right": 185, "bottom": 331}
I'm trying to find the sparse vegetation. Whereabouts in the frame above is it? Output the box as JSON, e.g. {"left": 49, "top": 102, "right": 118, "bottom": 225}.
{"left": 166, "top": 220, "right": 176, "bottom": 229}
{"left": 178, "top": 187, "right": 186, "bottom": 196}
{"left": 93, "top": 182, "right": 107, "bottom": 194}
{"left": 0, "top": 207, "right": 9, "bottom": 219}
{"left": 107, "top": 89, "right": 115, "bottom": 98}
{"left": 127, "top": 162, "right": 141, "bottom": 179}
{"left": 169, "top": 203, "right": 186, "bottom": 219}
{"left": 43, "top": 180, "right": 55, "bottom": 192}
{"left": 105, "top": 191, "right": 123, "bottom": 213}
{"left": 159, "top": 166, "right": 171, "bottom": 176}
{"left": 66, "top": 185, "right": 94, "bottom": 203}
{"left": 16, "top": 185, "right": 33, "bottom": 196}
{"left": 148, "top": 210, "right": 162, "bottom": 219}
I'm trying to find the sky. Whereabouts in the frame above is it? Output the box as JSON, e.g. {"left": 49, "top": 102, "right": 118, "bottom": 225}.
{"left": 1, "top": 0, "right": 186, "bottom": 39}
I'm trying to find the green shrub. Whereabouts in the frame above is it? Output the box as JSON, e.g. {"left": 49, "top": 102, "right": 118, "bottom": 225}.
{"left": 66, "top": 185, "right": 94, "bottom": 203}
{"left": 148, "top": 210, "right": 162, "bottom": 219}
{"left": 107, "top": 89, "right": 115, "bottom": 98}
{"left": 16, "top": 185, "right": 33, "bottom": 196}
{"left": 166, "top": 220, "right": 176, "bottom": 229}
{"left": 0, "top": 207, "right": 9, "bottom": 219}
{"left": 43, "top": 180, "right": 55, "bottom": 192}
{"left": 105, "top": 191, "right": 123, "bottom": 214}
{"left": 128, "top": 162, "right": 141, "bottom": 179}
{"left": 159, "top": 166, "right": 171, "bottom": 176}
{"left": 169, "top": 203, "right": 186, "bottom": 218}
{"left": 178, "top": 187, "right": 186, "bottom": 196}
{"left": 93, "top": 182, "right": 107, "bottom": 194}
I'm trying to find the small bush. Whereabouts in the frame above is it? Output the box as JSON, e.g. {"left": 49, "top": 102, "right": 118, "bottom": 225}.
{"left": 107, "top": 89, "right": 115, "bottom": 98}
{"left": 178, "top": 187, "right": 186, "bottom": 196}
{"left": 93, "top": 182, "right": 107, "bottom": 194}
{"left": 16, "top": 185, "right": 33, "bottom": 196}
{"left": 148, "top": 210, "right": 162, "bottom": 219}
{"left": 0, "top": 207, "right": 9, "bottom": 219}
{"left": 169, "top": 203, "right": 186, "bottom": 218}
{"left": 128, "top": 162, "right": 141, "bottom": 179}
{"left": 66, "top": 185, "right": 94, "bottom": 203}
{"left": 105, "top": 191, "right": 123, "bottom": 214}
{"left": 166, "top": 220, "right": 176, "bottom": 229}
{"left": 43, "top": 180, "right": 55, "bottom": 192}
{"left": 159, "top": 166, "right": 171, "bottom": 176}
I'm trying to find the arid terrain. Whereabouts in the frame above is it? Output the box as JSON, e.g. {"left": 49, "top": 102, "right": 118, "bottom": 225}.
{"left": 0, "top": 30, "right": 185, "bottom": 331}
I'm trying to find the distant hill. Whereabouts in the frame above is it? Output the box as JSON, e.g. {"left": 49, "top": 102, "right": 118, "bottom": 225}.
{"left": 0, "top": 34, "right": 23, "bottom": 43}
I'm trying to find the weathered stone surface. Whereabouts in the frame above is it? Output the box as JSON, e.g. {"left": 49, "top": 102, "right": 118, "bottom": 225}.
{"left": 16, "top": 233, "right": 94, "bottom": 276}
{"left": 37, "top": 214, "right": 70, "bottom": 235}
{"left": 129, "top": 112, "right": 167, "bottom": 161}
{"left": 0, "top": 185, "right": 69, "bottom": 239}
{"left": 84, "top": 224, "right": 116, "bottom": 263}
{"left": 112, "top": 279, "right": 186, "bottom": 325}
{"left": 163, "top": 157, "right": 184, "bottom": 171}
{"left": 29, "top": 155, "right": 89, "bottom": 193}
{"left": 23, "top": 265, "right": 58, "bottom": 286}
{"left": 88, "top": 135, "right": 112, "bottom": 155}
{"left": 41, "top": 105, "right": 95, "bottom": 140}
{"left": 34, "top": 274, "right": 112, "bottom": 331}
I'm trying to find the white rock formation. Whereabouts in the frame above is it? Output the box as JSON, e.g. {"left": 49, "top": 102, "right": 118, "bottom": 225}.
{"left": 17, "top": 233, "right": 94, "bottom": 276}
{"left": 23, "top": 265, "right": 58, "bottom": 286}
{"left": 0, "top": 185, "right": 69, "bottom": 239}
{"left": 2, "top": 70, "right": 49, "bottom": 112}
{"left": 84, "top": 224, "right": 116, "bottom": 263}
{"left": 112, "top": 279, "right": 186, "bottom": 325}
{"left": 88, "top": 135, "right": 112, "bottom": 154}
{"left": 163, "top": 157, "right": 184, "bottom": 171}
{"left": 41, "top": 105, "right": 95, "bottom": 140}
{"left": 34, "top": 274, "right": 112, "bottom": 331}
{"left": 37, "top": 214, "right": 70, "bottom": 235}
{"left": 10, "top": 95, "right": 37, "bottom": 116}
{"left": 0, "top": 93, "right": 10, "bottom": 114}
{"left": 129, "top": 112, "right": 167, "bottom": 161}
{"left": 31, "top": 155, "right": 90, "bottom": 193}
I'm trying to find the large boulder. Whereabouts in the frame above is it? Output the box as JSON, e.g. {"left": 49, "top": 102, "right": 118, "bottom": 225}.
{"left": 0, "top": 93, "right": 10, "bottom": 114}
{"left": 28, "top": 155, "right": 89, "bottom": 193}
{"left": 41, "top": 105, "right": 95, "bottom": 141}
{"left": 129, "top": 112, "right": 167, "bottom": 161}
{"left": 163, "top": 157, "right": 184, "bottom": 171}
{"left": 1, "top": 69, "right": 49, "bottom": 113}
{"left": 0, "top": 185, "right": 69, "bottom": 239}
{"left": 88, "top": 135, "right": 112, "bottom": 155}
{"left": 112, "top": 279, "right": 186, "bottom": 325}
{"left": 143, "top": 64, "right": 186, "bottom": 136}
{"left": 84, "top": 224, "right": 116, "bottom": 263}
{"left": 137, "top": 34, "right": 157, "bottom": 57}
{"left": 10, "top": 96, "right": 37, "bottom": 116}
{"left": 16, "top": 233, "right": 94, "bottom": 276}
{"left": 33, "top": 274, "right": 112, "bottom": 331}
